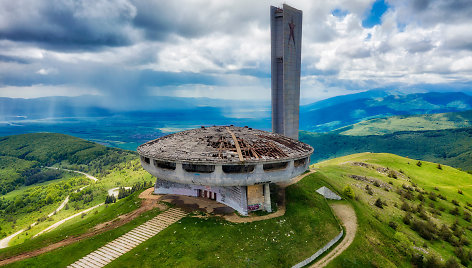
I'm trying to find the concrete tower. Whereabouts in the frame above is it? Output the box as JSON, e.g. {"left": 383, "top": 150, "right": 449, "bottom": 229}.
{"left": 270, "top": 4, "right": 302, "bottom": 140}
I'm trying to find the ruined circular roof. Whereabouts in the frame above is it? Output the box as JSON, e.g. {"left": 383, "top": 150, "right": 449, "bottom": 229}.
{"left": 137, "top": 125, "right": 313, "bottom": 164}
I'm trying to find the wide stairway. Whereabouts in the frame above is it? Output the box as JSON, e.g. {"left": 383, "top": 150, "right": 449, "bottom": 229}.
{"left": 68, "top": 208, "right": 187, "bottom": 268}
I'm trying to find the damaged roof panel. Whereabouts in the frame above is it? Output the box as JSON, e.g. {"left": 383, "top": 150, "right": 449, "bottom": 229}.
{"left": 137, "top": 126, "right": 313, "bottom": 164}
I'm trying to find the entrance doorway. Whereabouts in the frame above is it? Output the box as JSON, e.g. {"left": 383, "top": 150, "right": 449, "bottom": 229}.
{"left": 197, "top": 189, "right": 216, "bottom": 200}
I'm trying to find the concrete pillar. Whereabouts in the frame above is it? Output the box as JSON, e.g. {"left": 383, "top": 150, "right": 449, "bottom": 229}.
{"left": 264, "top": 183, "right": 272, "bottom": 212}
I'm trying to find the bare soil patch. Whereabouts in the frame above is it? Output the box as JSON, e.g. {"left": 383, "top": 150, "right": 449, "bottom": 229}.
{"left": 310, "top": 204, "right": 357, "bottom": 268}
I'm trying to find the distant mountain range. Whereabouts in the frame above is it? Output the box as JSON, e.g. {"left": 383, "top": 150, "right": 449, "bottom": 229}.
{"left": 334, "top": 110, "right": 472, "bottom": 136}
{"left": 3, "top": 91, "right": 472, "bottom": 134}
{"left": 3, "top": 91, "right": 472, "bottom": 163}
{"left": 299, "top": 91, "right": 472, "bottom": 132}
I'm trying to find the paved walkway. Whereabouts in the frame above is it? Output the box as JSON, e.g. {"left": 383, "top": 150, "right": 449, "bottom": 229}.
{"left": 310, "top": 204, "right": 357, "bottom": 268}
{"left": 68, "top": 208, "right": 187, "bottom": 268}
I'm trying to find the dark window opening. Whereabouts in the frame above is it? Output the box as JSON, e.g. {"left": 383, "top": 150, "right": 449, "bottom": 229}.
{"left": 154, "top": 160, "right": 176, "bottom": 170}
{"left": 183, "top": 164, "right": 215, "bottom": 173}
{"left": 294, "top": 158, "right": 307, "bottom": 167}
{"left": 263, "top": 162, "right": 288, "bottom": 171}
{"left": 222, "top": 165, "right": 255, "bottom": 173}
{"left": 142, "top": 157, "right": 150, "bottom": 164}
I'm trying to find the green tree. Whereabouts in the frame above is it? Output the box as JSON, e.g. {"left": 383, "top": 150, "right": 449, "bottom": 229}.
{"left": 343, "top": 185, "right": 355, "bottom": 199}
{"left": 45, "top": 193, "right": 54, "bottom": 204}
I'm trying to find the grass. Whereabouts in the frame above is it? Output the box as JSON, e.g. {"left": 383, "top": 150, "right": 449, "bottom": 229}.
{"left": 2, "top": 199, "right": 162, "bottom": 267}
{"left": 105, "top": 175, "right": 340, "bottom": 267}
{"left": 336, "top": 110, "right": 472, "bottom": 136}
{"left": 311, "top": 153, "right": 472, "bottom": 267}
{"left": 300, "top": 127, "right": 472, "bottom": 171}
{"left": 0, "top": 190, "right": 144, "bottom": 260}
{"left": 0, "top": 158, "right": 153, "bottom": 246}
{"left": 2, "top": 172, "right": 341, "bottom": 267}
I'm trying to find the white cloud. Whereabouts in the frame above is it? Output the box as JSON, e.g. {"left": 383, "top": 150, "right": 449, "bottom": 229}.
{"left": 0, "top": 0, "right": 471, "bottom": 102}
{"left": 0, "top": 84, "right": 100, "bottom": 98}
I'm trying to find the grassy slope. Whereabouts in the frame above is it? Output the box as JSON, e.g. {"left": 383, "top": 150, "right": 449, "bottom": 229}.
{"left": 311, "top": 153, "right": 472, "bottom": 267}
{"left": 0, "top": 188, "right": 146, "bottom": 262}
{"left": 4, "top": 173, "right": 340, "bottom": 267}
{"left": 0, "top": 133, "right": 151, "bottom": 248}
{"left": 336, "top": 110, "right": 472, "bottom": 136}
{"left": 0, "top": 133, "right": 98, "bottom": 164}
{"left": 0, "top": 159, "right": 154, "bottom": 248}
{"left": 300, "top": 127, "right": 472, "bottom": 171}
{"left": 0, "top": 133, "right": 137, "bottom": 196}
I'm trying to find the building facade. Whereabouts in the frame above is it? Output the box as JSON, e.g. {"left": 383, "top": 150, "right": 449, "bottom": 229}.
{"left": 271, "top": 4, "right": 303, "bottom": 140}
{"left": 138, "top": 126, "right": 313, "bottom": 215}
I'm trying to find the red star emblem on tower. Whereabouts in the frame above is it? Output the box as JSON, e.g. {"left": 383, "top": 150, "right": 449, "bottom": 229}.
{"left": 288, "top": 18, "right": 296, "bottom": 45}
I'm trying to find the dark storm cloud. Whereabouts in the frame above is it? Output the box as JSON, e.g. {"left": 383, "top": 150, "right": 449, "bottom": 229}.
{"left": 412, "top": 0, "right": 430, "bottom": 11}
{"left": 0, "top": 0, "right": 137, "bottom": 50}
{"left": 0, "top": 55, "right": 30, "bottom": 64}
{"left": 401, "top": 0, "right": 472, "bottom": 25}
{"left": 130, "top": 0, "right": 265, "bottom": 40}
{"left": 0, "top": 57, "right": 219, "bottom": 90}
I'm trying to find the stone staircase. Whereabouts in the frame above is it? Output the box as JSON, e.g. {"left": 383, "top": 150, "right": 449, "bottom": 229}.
{"left": 68, "top": 208, "right": 187, "bottom": 268}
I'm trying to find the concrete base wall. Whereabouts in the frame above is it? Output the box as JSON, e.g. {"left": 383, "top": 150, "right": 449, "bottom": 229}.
{"left": 142, "top": 158, "right": 310, "bottom": 187}
{"left": 154, "top": 178, "right": 249, "bottom": 215}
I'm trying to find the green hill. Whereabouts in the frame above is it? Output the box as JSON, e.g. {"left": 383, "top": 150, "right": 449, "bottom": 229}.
{"left": 312, "top": 153, "right": 472, "bottom": 267}
{"left": 300, "top": 127, "right": 472, "bottom": 171}
{"left": 0, "top": 133, "right": 149, "bottom": 247}
{"left": 335, "top": 110, "right": 472, "bottom": 136}
{"left": 1, "top": 164, "right": 340, "bottom": 267}
{"left": 0, "top": 133, "right": 136, "bottom": 195}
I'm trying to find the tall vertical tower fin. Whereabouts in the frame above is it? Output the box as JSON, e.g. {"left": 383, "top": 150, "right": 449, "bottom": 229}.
{"left": 270, "top": 4, "right": 302, "bottom": 140}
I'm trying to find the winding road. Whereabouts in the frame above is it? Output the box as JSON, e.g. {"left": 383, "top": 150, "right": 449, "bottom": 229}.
{"left": 45, "top": 167, "right": 98, "bottom": 182}
{"left": 310, "top": 204, "right": 357, "bottom": 268}
{"left": 0, "top": 168, "right": 99, "bottom": 248}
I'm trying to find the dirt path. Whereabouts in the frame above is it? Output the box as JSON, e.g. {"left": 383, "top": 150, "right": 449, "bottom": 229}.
{"left": 0, "top": 188, "right": 165, "bottom": 266}
{"left": 33, "top": 203, "right": 104, "bottom": 238}
{"left": 46, "top": 167, "right": 98, "bottom": 182}
{"left": 310, "top": 204, "right": 357, "bottom": 268}
{"left": 0, "top": 168, "right": 99, "bottom": 249}
{"left": 0, "top": 230, "right": 24, "bottom": 249}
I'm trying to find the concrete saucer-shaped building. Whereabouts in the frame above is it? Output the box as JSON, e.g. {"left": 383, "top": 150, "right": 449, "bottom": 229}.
{"left": 138, "top": 125, "right": 313, "bottom": 215}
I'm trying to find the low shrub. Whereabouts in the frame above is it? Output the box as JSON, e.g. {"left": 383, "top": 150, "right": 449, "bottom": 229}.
{"left": 401, "top": 201, "right": 411, "bottom": 212}
{"left": 411, "top": 219, "right": 437, "bottom": 240}
{"left": 464, "top": 212, "right": 471, "bottom": 222}
{"left": 417, "top": 193, "right": 425, "bottom": 202}
{"left": 445, "top": 257, "right": 460, "bottom": 268}
{"left": 454, "top": 246, "right": 472, "bottom": 266}
{"left": 450, "top": 207, "right": 460, "bottom": 216}
{"left": 439, "top": 224, "right": 453, "bottom": 242}
{"left": 375, "top": 198, "right": 384, "bottom": 209}
{"left": 403, "top": 212, "right": 413, "bottom": 225}
{"left": 343, "top": 185, "right": 355, "bottom": 199}
{"left": 425, "top": 254, "right": 443, "bottom": 268}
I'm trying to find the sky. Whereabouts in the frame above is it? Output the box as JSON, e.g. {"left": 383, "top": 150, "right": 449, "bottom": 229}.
{"left": 0, "top": 0, "right": 471, "bottom": 107}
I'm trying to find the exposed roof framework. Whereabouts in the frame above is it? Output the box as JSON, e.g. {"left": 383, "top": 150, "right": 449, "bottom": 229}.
{"left": 137, "top": 126, "right": 313, "bottom": 164}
